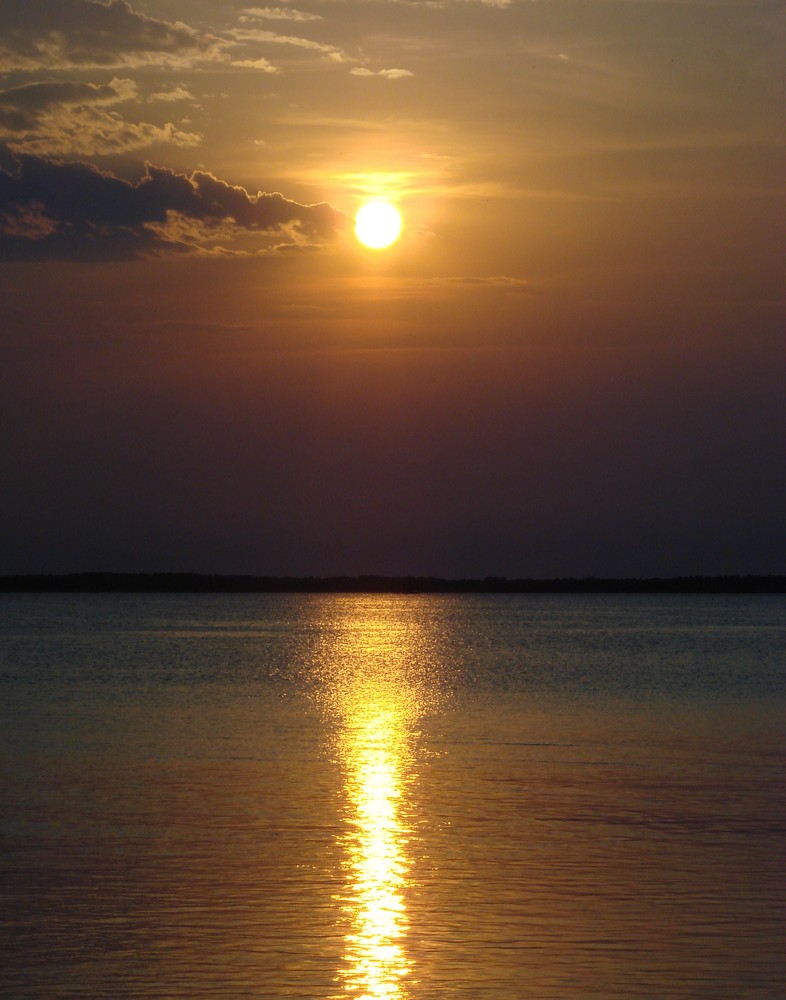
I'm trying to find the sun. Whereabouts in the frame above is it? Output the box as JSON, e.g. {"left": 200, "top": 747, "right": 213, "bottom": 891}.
{"left": 354, "top": 200, "right": 402, "bottom": 250}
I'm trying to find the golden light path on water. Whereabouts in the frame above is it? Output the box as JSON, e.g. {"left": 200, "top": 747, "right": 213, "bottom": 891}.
{"left": 317, "top": 599, "right": 444, "bottom": 1000}
{"left": 340, "top": 699, "right": 409, "bottom": 998}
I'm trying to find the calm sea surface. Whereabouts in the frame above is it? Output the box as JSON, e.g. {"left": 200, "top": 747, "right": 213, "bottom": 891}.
{"left": 1, "top": 593, "right": 784, "bottom": 999}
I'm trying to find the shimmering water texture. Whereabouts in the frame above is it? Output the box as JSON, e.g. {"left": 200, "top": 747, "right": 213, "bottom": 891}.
{"left": 1, "top": 593, "right": 784, "bottom": 999}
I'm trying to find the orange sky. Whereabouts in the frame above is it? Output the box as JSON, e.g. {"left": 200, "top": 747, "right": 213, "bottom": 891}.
{"left": 0, "top": 0, "right": 783, "bottom": 576}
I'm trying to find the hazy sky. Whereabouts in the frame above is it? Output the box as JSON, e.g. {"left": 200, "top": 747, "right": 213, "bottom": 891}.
{"left": 1, "top": 0, "right": 783, "bottom": 577}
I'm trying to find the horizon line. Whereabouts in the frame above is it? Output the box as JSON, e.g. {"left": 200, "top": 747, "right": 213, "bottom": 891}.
{"left": 1, "top": 572, "right": 784, "bottom": 594}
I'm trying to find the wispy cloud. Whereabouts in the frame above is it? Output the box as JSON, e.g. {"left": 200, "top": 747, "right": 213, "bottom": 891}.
{"left": 228, "top": 57, "right": 280, "bottom": 72}
{"left": 228, "top": 27, "right": 346, "bottom": 62}
{"left": 438, "top": 275, "right": 530, "bottom": 288}
{"left": 239, "top": 7, "right": 323, "bottom": 23}
{"left": 148, "top": 86, "right": 196, "bottom": 104}
{"left": 383, "top": 0, "right": 512, "bottom": 7}
{"left": 351, "top": 68, "right": 414, "bottom": 79}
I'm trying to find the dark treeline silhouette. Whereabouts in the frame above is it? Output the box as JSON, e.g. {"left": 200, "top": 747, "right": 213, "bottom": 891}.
{"left": 1, "top": 573, "right": 784, "bottom": 594}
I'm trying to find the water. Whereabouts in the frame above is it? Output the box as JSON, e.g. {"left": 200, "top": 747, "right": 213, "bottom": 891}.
{"left": 1, "top": 593, "right": 784, "bottom": 998}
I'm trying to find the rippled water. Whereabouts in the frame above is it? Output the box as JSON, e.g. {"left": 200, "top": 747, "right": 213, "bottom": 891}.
{"left": 1, "top": 593, "right": 784, "bottom": 998}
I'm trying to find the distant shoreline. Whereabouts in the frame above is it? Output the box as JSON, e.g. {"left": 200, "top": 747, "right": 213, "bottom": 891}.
{"left": 1, "top": 573, "right": 784, "bottom": 594}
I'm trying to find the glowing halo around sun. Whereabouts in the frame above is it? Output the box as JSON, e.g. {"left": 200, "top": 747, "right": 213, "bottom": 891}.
{"left": 354, "top": 200, "right": 402, "bottom": 250}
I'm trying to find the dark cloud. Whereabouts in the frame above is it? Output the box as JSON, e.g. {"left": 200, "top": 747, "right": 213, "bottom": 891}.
{"left": 0, "top": 0, "right": 217, "bottom": 71}
{"left": 0, "top": 79, "right": 136, "bottom": 131}
{"left": 0, "top": 79, "right": 202, "bottom": 156}
{"left": 0, "top": 152, "right": 346, "bottom": 261}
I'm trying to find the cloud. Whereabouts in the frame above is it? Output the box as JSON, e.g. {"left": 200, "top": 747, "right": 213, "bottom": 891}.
{"left": 148, "top": 86, "right": 195, "bottom": 103}
{"left": 439, "top": 276, "right": 530, "bottom": 288}
{"left": 0, "top": 1, "right": 340, "bottom": 77}
{"left": 0, "top": 152, "right": 347, "bottom": 261}
{"left": 239, "top": 7, "right": 323, "bottom": 23}
{"left": 350, "top": 68, "right": 414, "bottom": 79}
{"left": 13, "top": 112, "right": 202, "bottom": 157}
{"left": 387, "top": 0, "right": 512, "bottom": 6}
{"left": 228, "top": 28, "right": 346, "bottom": 63}
{"left": 229, "top": 58, "right": 279, "bottom": 73}
{"left": 267, "top": 240, "right": 327, "bottom": 256}
{"left": 0, "top": 79, "right": 201, "bottom": 156}
{"left": 0, "top": 78, "right": 137, "bottom": 129}
{"left": 379, "top": 68, "right": 414, "bottom": 79}
{"left": 0, "top": 0, "right": 219, "bottom": 71}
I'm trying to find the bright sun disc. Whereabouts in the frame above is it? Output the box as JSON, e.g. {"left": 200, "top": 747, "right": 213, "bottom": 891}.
{"left": 354, "top": 201, "right": 402, "bottom": 249}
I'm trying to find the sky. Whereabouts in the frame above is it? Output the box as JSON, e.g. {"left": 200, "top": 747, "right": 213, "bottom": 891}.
{"left": 0, "top": 0, "right": 783, "bottom": 579}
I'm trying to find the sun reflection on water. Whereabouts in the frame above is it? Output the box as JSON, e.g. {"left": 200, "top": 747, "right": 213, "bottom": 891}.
{"left": 319, "top": 599, "right": 441, "bottom": 1000}
{"left": 341, "top": 704, "right": 410, "bottom": 998}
